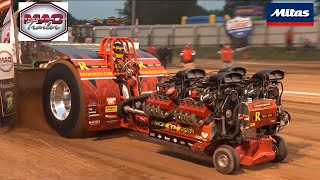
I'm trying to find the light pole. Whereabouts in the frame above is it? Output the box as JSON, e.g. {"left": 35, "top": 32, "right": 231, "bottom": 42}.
{"left": 131, "top": 0, "right": 136, "bottom": 25}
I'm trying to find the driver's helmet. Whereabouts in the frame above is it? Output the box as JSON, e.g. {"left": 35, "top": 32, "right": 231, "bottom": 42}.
{"left": 113, "top": 42, "right": 125, "bottom": 59}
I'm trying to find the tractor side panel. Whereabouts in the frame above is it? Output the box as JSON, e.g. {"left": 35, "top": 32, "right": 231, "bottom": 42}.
{"left": 137, "top": 58, "right": 167, "bottom": 94}
{"left": 71, "top": 59, "right": 121, "bottom": 131}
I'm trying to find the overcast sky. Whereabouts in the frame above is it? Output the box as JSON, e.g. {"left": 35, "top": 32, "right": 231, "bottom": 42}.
{"left": 66, "top": 0, "right": 314, "bottom": 20}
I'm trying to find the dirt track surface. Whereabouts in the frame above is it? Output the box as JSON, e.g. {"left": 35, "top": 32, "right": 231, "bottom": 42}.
{"left": 1, "top": 60, "right": 320, "bottom": 179}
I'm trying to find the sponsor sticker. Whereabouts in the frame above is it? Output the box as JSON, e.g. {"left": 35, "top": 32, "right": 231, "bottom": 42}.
{"left": 88, "top": 101, "right": 99, "bottom": 107}
{"left": 164, "top": 136, "right": 170, "bottom": 141}
{"left": 226, "top": 16, "right": 253, "bottom": 38}
{"left": 106, "top": 97, "right": 117, "bottom": 105}
{"left": 201, "top": 131, "right": 209, "bottom": 139}
{"left": 89, "top": 120, "right": 100, "bottom": 126}
{"left": 105, "top": 115, "right": 118, "bottom": 119}
{"left": 19, "top": 2, "right": 68, "bottom": 41}
{"left": 152, "top": 121, "right": 195, "bottom": 134}
{"left": 0, "top": 51, "right": 13, "bottom": 72}
{"left": 252, "top": 103, "right": 272, "bottom": 108}
{"left": 105, "top": 106, "right": 117, "bottom": 113}
{"left": 266, "top": 3, "right": 314, "bottom": 26}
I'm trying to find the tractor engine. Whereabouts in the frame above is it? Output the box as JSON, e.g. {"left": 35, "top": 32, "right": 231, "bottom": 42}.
{"left": 173, "top": 98, "right": 212, "bottom": 126}
{"left": 142, "top": 82, "right": 179, "bottom": 119}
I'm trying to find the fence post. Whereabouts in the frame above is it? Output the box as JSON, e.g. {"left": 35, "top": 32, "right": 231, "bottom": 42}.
{"left": 217, "top": 25, "right": 221, "bottom": 46}
{"left": 172, "top": 26, "right": 176, "bottom": 48}
{"left": 150, "top": 26, "right": 154, "bottom": 45}
{"left": 265, "top": 24, "right": 269, "bottom": 46}
{"left": 193, "top": 25, "right": 197, "bottom": 46}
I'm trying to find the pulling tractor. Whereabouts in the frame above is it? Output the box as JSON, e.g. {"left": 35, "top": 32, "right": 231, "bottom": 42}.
{"left": 42, "top": 37, "right": 291, "bottom": 175}
{"left": 42, "top": 37, "right": 165, "bottom": 137}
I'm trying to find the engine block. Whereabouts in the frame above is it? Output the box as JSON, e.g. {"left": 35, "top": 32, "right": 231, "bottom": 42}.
{"left": 173, "top": 100, "right": 212, "bottom": 126}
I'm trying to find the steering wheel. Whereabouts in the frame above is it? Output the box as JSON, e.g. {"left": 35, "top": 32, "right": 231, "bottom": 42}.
{"left": 122, "top": 60, "right": 139, "bottom": 77}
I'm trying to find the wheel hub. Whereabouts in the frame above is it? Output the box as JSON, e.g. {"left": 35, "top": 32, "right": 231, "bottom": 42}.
{"left": 50, "top": 79, "right": 71, "bottom": 121}
{"left": 217, "top": 154, "right": 229, "bottom": 168}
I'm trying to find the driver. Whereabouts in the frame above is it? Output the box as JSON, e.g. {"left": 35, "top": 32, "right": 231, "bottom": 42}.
{"left": 112, "top": 41, "right": 139, "bottom": 97}
{"left": 112, "top": 42, "right": 126, "bottom": 72}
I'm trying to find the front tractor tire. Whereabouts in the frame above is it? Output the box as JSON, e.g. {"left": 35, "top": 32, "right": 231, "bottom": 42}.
{"left": 272, "top": 135, "right": 288, "bottom": 162}
{"left": 43, "top": 61, "right": 87, "bottom": 138}
{"left": 213, "top": 145, "right": 240, "bottom": 175}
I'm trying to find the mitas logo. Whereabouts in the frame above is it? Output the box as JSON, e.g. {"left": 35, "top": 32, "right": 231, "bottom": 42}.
{"left": 270, "top": 9, "right": 310, "bottom": 17}
{"left": 266, "top": 3, "right": 314, "bottom": 26}
{"left": 19, "top": 2, "right": 68, "bottom": 41}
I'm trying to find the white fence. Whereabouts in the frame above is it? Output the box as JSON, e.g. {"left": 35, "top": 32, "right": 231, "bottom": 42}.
{"left": 71, "top": 18, "right": 320, "bottom": 48}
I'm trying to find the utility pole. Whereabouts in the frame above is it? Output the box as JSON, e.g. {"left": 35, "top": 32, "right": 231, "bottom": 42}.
{"left": 131, "top": 0, "right": 136, "bottom": 25}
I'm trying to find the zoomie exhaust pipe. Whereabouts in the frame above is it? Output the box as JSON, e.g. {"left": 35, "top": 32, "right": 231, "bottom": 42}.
{"left": 124, "top": 106, "right": 147, "bottom": 116}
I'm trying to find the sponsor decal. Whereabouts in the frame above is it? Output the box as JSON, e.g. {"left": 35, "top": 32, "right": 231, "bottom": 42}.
{"left": 252, "top": 103, "right": 272, "bottom": 108}
{"left": 254, "top": 112, "right": 273, "bottom": 122}
{"left": 89, "top": 120, "right": 100, "bottom": 126}
{"left": 19, "top": 2, "right": 68, "bottom": 41}
{"left": 250, "top": 123, "right": 256, "bottom": 127}
{"left": 201, "top": 131, "right": 209, "bottom": 139}
{"left": 173, "top": 138, "right": 177, "bottom": 143}
{"left": 106, "top": 97, "right": 117, "bottom": 105}
{"left": 152, "top": 121, "right": 195, "bottom": 134}
{"left": 77, "top": 62, "right": 109, "bottom": 71}
{"left": 88, "top": 101, "right": 99, "bottom": 107}
{"left": 226, "top": 16, "right": 253, "bottom": 38}
{"left": 0, "top": 51, "right": 13, "bottom": 72}
{"left": 88, "top": 114, "right": 99, "bottom": 118}
{"left": 0, "top": 80, "right": 15, "bottom": 117}
{"left": 196, "top": 135, "right": 202, "bottom": 140}
{"left": 164, "top": 136, "right": 170, "bottom": 141}
{"left": 105, "top": 115, "right": 118, "bottom": 119}
{"left": 150, "top": 132, "right": 155, "bottom": 137}
{"left": 106, "top": 119, "right": 118, "bottom": 124}
{"left": 266, "top": 3, "right": 314, "bottom": 26}
{"left": 139, "top": 70, "right": 167, "bottom": 75}
{"left": 105, "top": 106, "right": 117, "bottom": 113}
{"left": 88, "top": 107, "right": 99, "bottom": 118}
{"left": 238, "top": 114, "right": 249, "bottom": 120}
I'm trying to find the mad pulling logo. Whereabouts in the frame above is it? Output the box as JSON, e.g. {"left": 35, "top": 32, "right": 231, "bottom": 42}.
{"left": 19, "top": 2, "right": 68, "bottom": 41}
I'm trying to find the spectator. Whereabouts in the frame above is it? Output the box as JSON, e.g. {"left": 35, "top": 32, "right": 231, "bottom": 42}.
{"left": 286, "top": 28, "right": 294, "bottom": 51}
{"left": 147, "top": 43, "right": 156, "bottom": 56}
{"left": 158, "top": 44, "right": 170, "bottom": 68}
{"left": 303, "top": 38, "right": 312, "bottom": 52}
{"left": 220, "top": 43, "right": 234, "bottom": 68}
{"left": 180, "top": 42, "right": 196, "bottom": 69}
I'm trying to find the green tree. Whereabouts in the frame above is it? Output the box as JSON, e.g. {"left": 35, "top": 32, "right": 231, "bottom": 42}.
{"left": 223, "top": 0, "right": 272, "bottom": 17}
{"left": 316, "top": 0, "right": 320, "bottom": 15}
{"left": 119, "top": 0, "right": 210, "bottom": 25}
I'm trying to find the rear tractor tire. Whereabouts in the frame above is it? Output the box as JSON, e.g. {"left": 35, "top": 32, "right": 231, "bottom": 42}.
{"left": 213, "top": 145, "right": 240, "bottom": 175}
{"left": 42, "top": 61, "right": 89, "bottom": 138}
